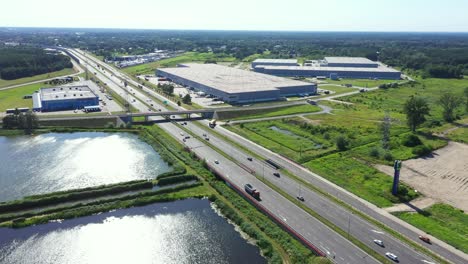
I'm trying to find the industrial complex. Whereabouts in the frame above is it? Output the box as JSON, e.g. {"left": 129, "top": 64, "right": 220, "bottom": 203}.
{"left": 252, "top": 57, "right": 401, "bottom": 80}
{"left": 157, "top": 63, "right": 317, "bottom": 103}
{"left": 32, "top": 85, "right": 100, "bottom": 112}
{"left": 251, "top": 58, "right": 299, "bottom": 68}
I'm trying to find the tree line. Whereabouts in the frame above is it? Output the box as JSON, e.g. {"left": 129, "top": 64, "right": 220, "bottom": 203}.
{"left": 0, "top": 47, "right": 72, "bottom": 80}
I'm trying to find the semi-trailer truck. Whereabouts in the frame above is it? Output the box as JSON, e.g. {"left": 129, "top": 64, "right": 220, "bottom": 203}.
{"left": 244, "top": 184, "right": 260, "bottom": 200}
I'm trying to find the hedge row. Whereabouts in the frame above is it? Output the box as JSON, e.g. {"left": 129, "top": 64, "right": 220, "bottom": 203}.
{"left": 1, "top": 182, "right": 203, "bottom": 226}
{"left": 157, "top": 175, "right": 199, "bottom": 186}
{"left": 0, "top": 181, "right": 153, "bottom": 214}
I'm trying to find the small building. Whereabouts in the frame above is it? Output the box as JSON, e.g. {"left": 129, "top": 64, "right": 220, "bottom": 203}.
{"left": 33, "top": 85, "right": 99, "bottom": 112}
{"left": 251, "top": 59, "right": 298, "bottom": 68}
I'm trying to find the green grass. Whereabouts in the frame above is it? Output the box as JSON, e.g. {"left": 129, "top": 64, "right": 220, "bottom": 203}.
{"left": 340, "top": 78, "right": 468, "bottom": 122}
{"left": 324, "top": 78, "right": 402, "bottom": 88}
{"left": 317, "top": 84, "right": 358, "bottom": 97}
{"left": 122, "top": 52, "right": 237, "bottom": 76}
{"left": 395, "top": 203, "right": 468, "bottom": 253}
{"left": 447, "top": 126, "right": 468, "bottom": 143}
{"left": 0, "top": 68, "right": 76, "bottom": 88}
{"left": 229, "top": 104, "right": 321, "bottom": 121}
{"left": 0, "top": 83, "right": 51, "bottom": 111}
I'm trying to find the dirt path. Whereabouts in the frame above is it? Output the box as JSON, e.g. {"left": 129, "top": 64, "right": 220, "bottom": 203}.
{"left": 375, "top": 141, "right": 468, "bottom": 212}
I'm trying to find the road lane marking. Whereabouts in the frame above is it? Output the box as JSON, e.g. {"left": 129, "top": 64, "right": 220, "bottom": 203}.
{"left": 371, "top": 230, "right": 384, "bottom": 234}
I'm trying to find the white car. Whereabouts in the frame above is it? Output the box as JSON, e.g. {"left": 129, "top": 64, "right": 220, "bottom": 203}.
{"left": 373, "top": 239, "right": 384, "bottom": 247}
{"left": 385, "top": 252, "right": 398, "bottom": 262}
{"left": 214, "top": 160, "right": 219, "bottom": 164}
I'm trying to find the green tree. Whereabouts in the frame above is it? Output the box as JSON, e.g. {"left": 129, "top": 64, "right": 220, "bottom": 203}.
{"left": 438, "top": 92, "right": 462, "bottom": 122}
{"left": 177, "top": 101, "right": 181, "bottom": 106}
{"left": 336, "top": 135, "right": 349, "bottom": 151}
{"left": 22, "top": 111, "right": 39, "bottom": 134}
{"left": 161, "top": 84, "right": 174, "bottom": 95}
{"left": 464, "top": 87, "right": 468, "bottom": 112}
{"left": 403, "top": 96, "right": 430, "bottom": 132}
{"left": 182, "top": 94, "right": 191, "bottom": 104}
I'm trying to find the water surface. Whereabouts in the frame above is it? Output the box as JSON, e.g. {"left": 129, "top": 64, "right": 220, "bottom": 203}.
{"left": 0, "top": 132, "right": 171, "bottom": 202}
{"left": 0, "top": 199, "right": 266, "bottom": 264}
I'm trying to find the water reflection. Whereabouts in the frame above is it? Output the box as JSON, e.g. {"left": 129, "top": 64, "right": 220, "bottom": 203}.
{"left": 0, "top": 199, "right": 266, "bottom": 264}
{"left": 0, "top": 132, "right": 171, "bottom": 202}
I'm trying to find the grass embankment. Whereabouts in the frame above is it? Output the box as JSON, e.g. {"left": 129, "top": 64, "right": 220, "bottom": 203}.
{"left": 394, "top": 204, "right": 468, "bottom": 253}
{"left": 227, "top": 104, "right": 321, "bottom": 121}
{"left": 0, "top": 83, "right": 50, "bottom": 111}
{"left": 324, "top": 78, "right": 402, "bottom": 88}
{"left": 0, "top": 68, "right": 76, "bottom": 88}
{"left": 144, "top": 125, "right": 327, "bottom": 263}
{"left": 122, "top": 52, "right": 237, "bottom": 76}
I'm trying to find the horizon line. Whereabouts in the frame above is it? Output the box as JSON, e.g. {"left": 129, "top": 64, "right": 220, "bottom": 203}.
{"left": 1, "top": 26, "right": 468, "bottom": 34}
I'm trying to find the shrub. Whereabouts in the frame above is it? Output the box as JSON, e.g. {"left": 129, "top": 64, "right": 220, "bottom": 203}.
{"left": 369, "top": 147, "right": 380, "bottom": 158}
{"left": 336, "top": 135, "right": 349, "bottom": 151}
{"left": 383, "top": 151, "right": 394, "bottom": 161}
{"left": 401, "top": 134, "right": 422, "bottom": 147}
{"left": 412, "top": 145, "right": 432, "bottom": 156}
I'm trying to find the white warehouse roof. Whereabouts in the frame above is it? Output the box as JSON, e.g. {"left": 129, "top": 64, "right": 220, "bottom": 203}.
{"left": 158, "top": 63, "right": 313, "bottom": 93}
{"left": 324, "top": 57, "right": 377, "bottom": 65}
{"left": 252, "top": 59, "right": 298, "bottom": 64}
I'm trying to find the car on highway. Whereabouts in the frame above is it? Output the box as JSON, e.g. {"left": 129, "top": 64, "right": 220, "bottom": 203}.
{"left": 202, "top": 133, "right": 207, "bottom": 137}
{"left": 385, "top": 252, "right": 398, "bottom": 262}
{"left": 205, "top": 137, "right": 210, "bottom": 141}
{"left": 273, "top": 172, "right": 280, "bottom": 177}
{"left": 296, "top": 196, "right": 304, "bottom": 201}
{"left": 419, "top": 235, "right": 431, "bottom": 244}
{"left": 214, "top": 160, "right": 219, "bottom": 164}
{"left": 247, "top": 157, "right": 253, "bottom": 161}
{"left": 373, "top": 239, "right": 384, "bottom": 247}
{"left": 185, "top": 136, "right": 190, "bottom": 139}
{"left": 180, "top": 132, "right": 184, "bottom": 136}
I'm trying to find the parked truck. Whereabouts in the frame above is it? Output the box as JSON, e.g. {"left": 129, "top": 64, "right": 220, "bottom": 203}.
{"left": 244, "top": 184, "right": 260, "bottom": 200}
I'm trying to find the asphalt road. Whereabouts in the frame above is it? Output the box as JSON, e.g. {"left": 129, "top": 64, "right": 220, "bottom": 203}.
{"left": 68, "top": 48, "right": 381, "bottom": 263}
{"left": 71, "top": 48, "right": 467, "bottom": 264}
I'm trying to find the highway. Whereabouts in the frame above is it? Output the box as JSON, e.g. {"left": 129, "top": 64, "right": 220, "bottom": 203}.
{"left": 68, "top": 48, "right": 380, "bottom": 263}
{"left": 69, "top": 48, "right": 467, "bottom": 264}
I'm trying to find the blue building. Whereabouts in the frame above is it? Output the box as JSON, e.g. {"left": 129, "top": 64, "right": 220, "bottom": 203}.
{"left": 33, "top": 85, "right": 99, "bottom": 112}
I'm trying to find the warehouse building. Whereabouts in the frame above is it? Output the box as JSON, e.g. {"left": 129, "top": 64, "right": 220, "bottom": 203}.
{"left": 322, "top": 57, "right": 379, "bottom": 68}
{"left": 253, "top": 57, "right": 401, "bottom": 80}
{"left": 157, "top": 63, "right": 316, "bottom": 103}
{"left": 251, "top": 59, "right": 299, "bottom": 68}
{"left": 32, "top": 85, "right": 99, "bottom": 112}
{"left": 254, "top": 65, "right": 401, "bottom": 80}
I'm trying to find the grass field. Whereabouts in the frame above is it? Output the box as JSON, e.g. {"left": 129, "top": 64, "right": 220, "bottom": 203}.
{"left": 317, "top": 84, "right": 358, "bottom": 97}
{"left": 395, "top": 203, "right": 468, "bottom": 253}
{"left": 0, "top": 68, "right": 76, "bottom": 88}
{"left": 0, "top": 83, "right": 51, "bottom": 111}
{"left": 122, "top": 52, "right": 237, "bottom": 76}
{"left": 340, "top": 78, "right": 468, "bottom": 121}
{"left": 230, "top": 104, "right": 321, "bottom": 120}
{"left": 324, "top": 78, "right": 402, "bottom": 88}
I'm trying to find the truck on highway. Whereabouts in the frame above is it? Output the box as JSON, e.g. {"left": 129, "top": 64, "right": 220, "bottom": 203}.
{"left": 209, "top": 119, "right": 217, "bottom": 128}
{"left": 244, "top": 184, "right": 260, "bottom": 200}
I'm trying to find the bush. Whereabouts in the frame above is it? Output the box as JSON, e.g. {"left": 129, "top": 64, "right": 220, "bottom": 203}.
{"left": 383, "top": 151, "right": 394, "bottom": 161}
{"left": 369, "top": 147, "right": 380, "bottom": 158}
{"left": 401, "top": 134, "right": 422, "bottom": 147}
{"left": 412, "top": 145, "right": 432, "bottom": 156}
{"left": 336, "top": 135, "right": 349, "bottom": 151}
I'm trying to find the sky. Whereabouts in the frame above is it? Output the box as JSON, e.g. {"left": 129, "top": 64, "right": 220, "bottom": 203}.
{"left": 1, "top": 0, "right": 467, "bottom": 32}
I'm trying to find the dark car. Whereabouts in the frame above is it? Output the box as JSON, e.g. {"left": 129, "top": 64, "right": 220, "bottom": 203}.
{"left": 273, "top": 172, "right": 280, "bottom": 177}
{"left": 247, "top": 157, "right": 253, "bottom": 161}
{"left": 296, "top": 196, "right": 305, "bottom": 202}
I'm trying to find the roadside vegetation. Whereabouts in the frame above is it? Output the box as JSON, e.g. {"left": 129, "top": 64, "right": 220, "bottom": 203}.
{"left": 0, "top": 47, "right": 73, "bottom": 81}
{"left": 220, "top": 104, "right": 321, "bottom": 121}
{"left": 0, "top": 68, "right": 76, "bottom": 88}
{"left": 394, "top": 204, "right": 468, "bottom": 253}
{"left": 0, "top": 83, "right": 50, "bottom": 111}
